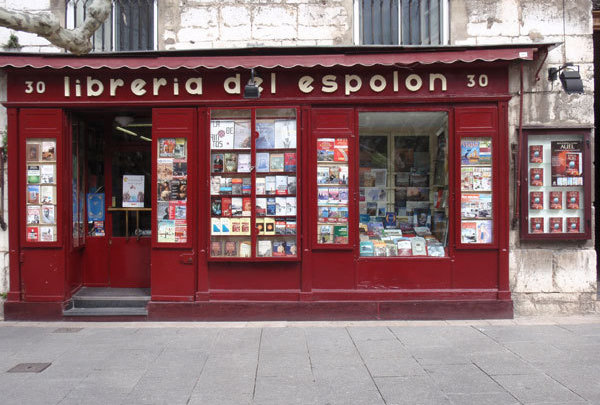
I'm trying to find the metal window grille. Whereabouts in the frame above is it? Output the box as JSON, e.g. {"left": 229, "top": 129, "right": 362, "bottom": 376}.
{"left": 361, "top": 0, "right": 443, "bottom": 45}
{"left": 65, "top": 0, "right": 155, "bottom": 52}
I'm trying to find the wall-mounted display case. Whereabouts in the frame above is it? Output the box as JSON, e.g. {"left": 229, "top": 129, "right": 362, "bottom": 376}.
{"left": 520, "top": 128, "right": 591, "bottom": 240}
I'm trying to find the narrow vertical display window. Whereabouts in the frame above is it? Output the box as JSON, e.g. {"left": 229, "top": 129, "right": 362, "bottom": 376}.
{"left": 26, "top": 138, "right": 57, "bottom": 242}
{"left": 460, "top": 137, "right": 493, "bottom": 244}
{"left": 316, "top": 137, "right": 349, "bottom": 244}
{"left": 157, "top": 137, "right": 188, "bottom": 243}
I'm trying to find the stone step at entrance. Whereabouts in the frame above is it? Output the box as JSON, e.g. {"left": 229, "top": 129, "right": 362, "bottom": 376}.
{"left": 63, "top": 287, "right": 150, "bottom": 318}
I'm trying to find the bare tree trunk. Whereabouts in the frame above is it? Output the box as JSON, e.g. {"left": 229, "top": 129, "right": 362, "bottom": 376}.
{"left": 0, "top": 0, "right": 111, "bottom": 55}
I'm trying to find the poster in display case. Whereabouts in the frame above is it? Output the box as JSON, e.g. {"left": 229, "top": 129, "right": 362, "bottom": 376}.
{"left": 520, "top": 128, "right": 591, "bottom": 240}
{"left": 209, "top": 108, "right": 299, "bottom": 259}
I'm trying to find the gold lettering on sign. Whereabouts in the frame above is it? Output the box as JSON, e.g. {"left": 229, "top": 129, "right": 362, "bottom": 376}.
{"left": 110, "top": 78, "right": 124, "bottom": 96}
{"left": 224, "top": 74, "right": 241, "bottom": 95}
{"left": 299, "top": 76, "right": 314, "bottom": 93}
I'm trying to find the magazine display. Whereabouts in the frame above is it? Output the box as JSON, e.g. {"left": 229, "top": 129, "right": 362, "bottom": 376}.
{"left": 525, "top": 135, "right": 585, "bottom": 235}
{"left": 460, "top": 138, "right": 493, "bottom": 244}
{"left": 25, "top": 139, "right": 57, "bottom": 242}
{"left": 210, "top": 110, "right": 298, "bottom": 258}
{"left": 358, "top": 133, "right": 449, "bottom": 256}
{"left": 157, "top": 138, "right": 188, "bottom": 243}
{"left": 317, "top": 138, "right": 349, "bottom": 244}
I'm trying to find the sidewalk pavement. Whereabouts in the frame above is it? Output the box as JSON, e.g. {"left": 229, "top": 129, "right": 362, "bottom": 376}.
{"left": 1, "top": 316, "right": 600, "bottom": 405}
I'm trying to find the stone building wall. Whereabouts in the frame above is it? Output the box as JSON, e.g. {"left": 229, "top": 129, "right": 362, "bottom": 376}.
{"left": 0, "top": 0, "right": 596, "bottom": 315}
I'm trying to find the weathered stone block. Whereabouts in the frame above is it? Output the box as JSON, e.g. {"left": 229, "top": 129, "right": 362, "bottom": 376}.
{"left": 177, "top": 27, "right": 219, "bottom": 43}
{"left": 252, "top": 7, "right": 297, "bottom": 40}
{"left": 564, "top": 35, "right": 594, "bottom": 64}
{"left": 564, "top": 0, "right": 592, "bottom": 35}
{"left": 510, "top": 249, "right": 554, "bottom": 293}
{"left": 180, "top": 7, "right": 218, "bottom": 29}
{"left": 221, "top": 6, "right": 251, "bottom": 41}
{"left": 520, "top": 1, "right": 565, "bottom": 37}
{"left": 464, "top": 0, "right": 520, "bottom": 38}
{"left": 553, "top": 250, "right": 596, "bottom": 293}
{"left": 6, "top": 0, "right": 50, "bottom": 10}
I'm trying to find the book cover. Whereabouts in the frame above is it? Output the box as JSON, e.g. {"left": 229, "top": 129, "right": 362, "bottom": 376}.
{"left": 317, "top": 166, "right": 330, "bottom": 184}
{"left": 26, "top": 226, "right": 39, "bottom": 242}
{"left": 220, "top": 218, "right": 231, "bottom": 234}
{"left": 275, "top": 197, "right": 286, "bottom": 216}
{"left": 41, "top": 205, "right": 55, "bottom": 224}
{"left": 171, "top": 201, "right": 186, "bottom": 220}
{"left": 39, "top": 226, "right": 55, "bottom": 242}
{"left": 231, "top": 177, "right": 243, "bottom": 195}
{"left": 256, "top": 121, "right": 276, "bottom": 149}
{"left": 317, "top": 138, "right": 335, "bottom": 162}
{"left": 175, "top": 221, "right": 187, "bottom": 243}
{"left": 40, "top": 164, "right": 55, "bottom": 184}
{"left": 334, "top": 138, "right": 349, "bottom": 162}
{"left": 397, "top": 239, "right": 412, "bottom": 256}
{"left": 285, "top": 241, "right": 298, "bottom": 256}
{"left": 210, "top": 241, "right": 223, "bottom": 257}
{"left": 266, "top": 176, "right": 276, "bottom": 195}
{"left": 27, "top": 206, "right": 40, "bottom": 224}
{"left": 219, "top": 177, "right": 232, "bottom": 195}
{"left": 174, "top": 138, "right": 187, "bottom": 159}
{"left": 566, "top": 191, "right": 579, "bottom": 209}
{"left": 328, "top": 166, "right": 340, "bottom": 184}
{"left": 210, "top": 176, "right": 221, "bottom": 195}
{"left": 427, "top": 243, "right": 445, "bottom": 257}
{"left": 231, "top": 197, "right": 243, "bottom": 216}
{"left": 275, "top": 220, "right": 286, "bottom": 235}
{"left": 319, "top": 225, "right": 332, "bottom": 243}
{"left": 224, "top": 241, "right": 238, "bottom": 257}
{"left": 159, "top": 138, "right": 176, "bottom": 158}
{"left": 284, "top": 152, "right": 296, "bottom": 172}
{"left": 530, "top": 217, "right": 544, "bottom": 234}
{"left": 27, "top": 143, "right": 40, "bottom": 162}
{"left": 472, "top": 167, "right": 492, "bottom": 191}
{"left": 565, "top": 153, "right": 581, "bottom": 176}
{"left": 239, "top": 241, "right": 252, "bottom": 257}
{"left": 269, "top": 153, "right": 285, "bottom": 172}
{"left": 264, "top": 218, "right": 275, "bottom": 235}
{"left": 550, "top": 191, "right": 562, "bottom": 210}
{"left": 211, "top": 218, "right": 221, "bottom": 235}
{"left": 221, "top": 197, "right": 232, "bottom": 217}
{"left": 233, "top": 120, "right": 251, "bottom": 149}
{"left": 272, "top": 241, "right": 286, "bottom": 257}
{"left": 27, "top": 165, "right": 40, "bottom": 184}
{"left": 287, "top": 177, "right": 297, "bottom": 195}
{"left": 274, "top": 119, "right": 297, "bottom": 148}
{"left": 237, "top": 154, "right": 251, "bottom": 173}
{"left": 40, "top": 185, "right": 55, "bottom": 204}
{"left": 210, "top": 120, "right": 235, "bottom": 149}
{"left": 360, "top": 241, "right": 374, "bottom": 256}
{"left": 242, "top": 197, "right": 252, "bottom": 216}
{"left": 530, "top": 168, "right": 543, "bottom": 186}
{"left": 461, "top": 140, "right": 481, "bottom": 165}
{"left": 275, "top": 175, "right": 288, "bottom": 195}
{"left": 373, "top": 240, "right": 387, "bottom": 256}
{"left": 41, "top": 141, "right": 56, "bottom": 161}
{"left": 256, "top": 177, "right": 266, "bottom": 195}
{"left": 328, "top": 188, "right": 340, "bottom": 203}
{"left": 339, "top": 166, "right": 349, "bottom": 185}
{"left": 241, "top": 217, "right": 251, "bottom": 235}
{"left": 318, "top": 189, "right": 329, "bottom": 204}
{"left": 157, "top": 220, "right": 176, "bottom": 242}
{"left": 224, "top": 153, "right": 238, "bottom": 172}
{"left": 157, "top": 158, "right": 174, "bottom": 181}
{"left": 242, "top": 177, "right": 252, "bottom": 195}
{"left": 286, "top": 221, "right": 297, "bottom": 235}
{"left": 530, "top": 191, "right": 543, "bottom": 210}
{"left": 286, "top": 197, "right": 296, "bottom": 216}
{"left": 266, "top": 198, "right": 276, "bottom": 215}
{"left": 566, "top": 217, "right": 580, "bottom": 233}
{"left": 333, "top": 225, "right": 348, "bottom": 244}
{"left": 411, "top": 237, "right": 427, "bottom": 256}
{"left": 461, "top": 221, "right": 477, "bottom": 243}
{"left": 256, "top": 152, "right": 270, "bottom": 172}
{"left": 551, "top": 141, "right": 583, "bottom": 186}
{"left": 256, "top": 218, "right": 265, "bottom": 235}
{"left": 339, "top": 188, "right": 348, "bottom": 203}
{"left": 549, "top": 217, "right": 563, "bottom": 233}
{"left": 257, "top": 240, "right": 273, "bottom": 257}
{"left": 529, "top": 145, "right": 543, "bottom": 163}
{"left": 476, "top": 221, "right": 492, "bottom": 243}
{"left": 230, "top": 218, "right": 241, "bottom": 235}
{"left": 170, "top": 179, "right": 187, "bottom": 201}
{"left": 256, "top": 198, "right": 267, "bottom": 216}
{"left": 173, "top": 161, "right": 187, "bottom": 179}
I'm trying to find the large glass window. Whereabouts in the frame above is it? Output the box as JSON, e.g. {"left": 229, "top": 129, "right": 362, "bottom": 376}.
{"left": 358, "top": 111, "right": 448, "bottom": 257}
{"left": 358, "top": 0, "right": 446, "bottom": 45}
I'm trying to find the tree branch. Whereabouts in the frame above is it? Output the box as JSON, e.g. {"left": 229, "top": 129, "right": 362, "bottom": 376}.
{"left": 0, "top": 0, "right": 111, "bottom": 55}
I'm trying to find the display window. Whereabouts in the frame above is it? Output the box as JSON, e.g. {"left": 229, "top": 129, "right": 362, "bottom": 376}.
{"left": 209, "top": 107, "right": 299, "bottom": 259}
{"left": 520, "top": 128, "right": 591, "bottom": 240}
{"left": 357, "top": 111, "right": 449, "bottom": 257}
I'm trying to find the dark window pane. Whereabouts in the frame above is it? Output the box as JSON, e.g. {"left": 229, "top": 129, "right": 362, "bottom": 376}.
{"left": 361, "top": 0, "right": 398, "bottom": 45}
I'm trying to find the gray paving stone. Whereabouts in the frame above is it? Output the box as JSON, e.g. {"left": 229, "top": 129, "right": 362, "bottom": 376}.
{"left": 475, "top": 325, "right": 576, "bottom": 345}
{"left": 470, "top": 350, "right": 540, "bottom": 376}
{"left": 493, "top": 373, "right": 586, "bottom": 404}
{"left": 425, "top": 364, "right": 506, "bottom": 394}
{"left": 253, "top": 375, "right": 319, "bottom": 405}
{"left": 354, "top": 339, "right": 426, "bottom": 377}
{"left": 446, "top": 392, "right": 520, "bottom": 405}
{"left": 412, "top": 346, "right": 472, "bottom": 366}
{"left": 375, "top": 376, "right": 452, "bottom": 405}
{"left": 540, "top": 363, "right": 600, "bottom": 403}
{"left": 347, "top": 326, "right": 397, "bottom": 341}
{"left": 389, "top": 326, "right": 454, "bottom": 348}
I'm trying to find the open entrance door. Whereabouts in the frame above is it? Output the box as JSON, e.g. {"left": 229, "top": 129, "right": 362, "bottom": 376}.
{"left": 78, "top": 112, "right": 152, "bottom": 288}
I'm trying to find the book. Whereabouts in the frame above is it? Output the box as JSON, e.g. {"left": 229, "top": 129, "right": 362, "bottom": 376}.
{"left": 530, "top": 168, "right": 543, "bottom": 186}
{"left": 239, "top": 241, "right": 251, "bottom": 257}
{"left": 274, "top": 119, "right": 297, "bottom": 148}
{"left": 157, "top": 220, "right": 175, "bottom": 242}
{"left": 272, "top": 240, "right": 286, "bottom": 257}
{"left": 231, "top": 178, "right": 243, "bottom": 195}
{"left": 317, "top": 138, "right": 334, "bottom": 162}
{"left": 242, "top": 197, "right": 252, "bottom": 216}
{"left": 275, "top": 197, "right": 286, "bottom": 216}
{"left": 40, "top": 226, "right": 55, "bottom": 242}
{"left": 40, "top": 164, "right": 55, "bottom": 184}
{"left": 476, "top": 221, "right": 492, "bottom": 243}
{"left": 231, "top": 198, "right": 243, "bottom": 216}
{"left": 224, "top": 153, "right": 238, "bottom": 172}
{"left": 551, "top": 141, "right": 583, "bottom": 186}
{"left": 566, "top": 217, "right": 580, "bottom": 233}
{"left": 221, "top": 197, "right": 232, "bottom": 216}
{"left": 285, "top": 241, "right": 297, "bottom": 256}
{"left": 530, "top": 217, "right": 544, "bottom": 234}
{"left": 461, "top": 140, "right": 482, "bottom": 165}
{"left": 220, "top": 218, "right": 231, "bottom": 234}
{"left": 40, "top": 186, "right": 55, "bottom": 204}
{"left": 427, "top": 243, "right": 445, "bottom": 257}
{"left": 411, "top": 237, "right": 427, "bottom": 256}
{"left": 264, "top": 217, "right": 275, "bottom": 235}
{"left": 275, "top": 175, "right": 288, "bottom": 195}
{"left": 529, "top": 145, "right": 543, "bottom": 163}
{"left": 159, "top": 138, "right": 176, "bottom": 158}
{"left": 530, "top": 191, "right": 543, "bottom": 210}
{"left": 170, "top": 179, "right": 187, "bottom": 201}
{"left": 317, "top": 166, "right": 330, "bottom": 184}
{"left": 234, "top": 120, "right": 251, "bottom": 149}
{"left": 333, "top": 225, "right": 348, "bottom": 244}
{"left": 256, "top": 218, "right": 265, "bottom": 235}
{"left": 173, "top": 161, "right": 187, "bottom": 178}
{"left": 461, "top": 221, "right": 477, "bottom": 243}
{"left": 237, "top": 154, "right": 251, "bottom": 172}
{"left": 360, "top": 241, "right": 374, "bottom": 256}
{"left": 26, "top": 143, "right": 40, "bottom": 162}
{"left": 257, "top": 240, "right": 273, "bottom": 257}
{"left": 566, "top": 191, "right": 579, "bottom": 209}
{"left": 266, "top": 198, "right": 276, "bottom": 215}
{"left": 256, "top": 121, "right": 275, "bottom": 149}
{"left": 230, "top": 218, "right": 241, "bottom": 235}
{"left": 174, "top": 138, "right": 187, "bottom": 159}
{"left": 270, "top": 153, "right": 285, "bottom": 172}
{"left": 334, "top": 138, "right": 349, "bottom": 162}
{"left": 171, "top": 201, "right": 187, "bottom": 220}
{"left": 286, "top": 197, "right": 296, "bottom": 216}
{"left": 397, "top": 239, "right": 412, "bottom": 256}
{"left": 241, "top": 218, "right": 251, "bottom": 235}
{"left": 284, "top": 152, "right": 296, "bottom": 172}
{"left": 339, "top": 166, "right": 349, "bottom": 185}
{"left": 550, "top": 191, "right": 562, "bottom": 209}
{"left": 256, "top": 152, "right": 270, "bottom": 172}
{"left": 210, "top": 176, "right": 221, "bottom": 195}
{"left": 27, "top": 206, "right": 40, "bottom": 224}
{"left": 27, "top": 165, "right": 40, "bottom": 184}
{"left": 41, "top": 141, "right": 56, "bottom": 161}
{"left": 211, "top": 218, "right": 221, "bottom": 234}
{"left": 275, "top": 220, "right": 286, "bottom": 235}
{"left": 286, "top": 221, "right": 297, "bottom": 235}
{"left": 319, "top": 225, "right": 332, "bottom": 243}
{"left": 211, "top": 153, "right": 224, "bottom": 173}
{"left": 287, "top": 176, "right": 297, "bottom": 195}
{"left": 256, "top": 198, "right": 267, "bottom": 216}
{"left": 41, "top": 205, "right": 55, "bottom": 224}
{"left": 157, "top": 158, "right": 174, "bottom": 181}
{"left": 224, "top": 241, "right": 238, "bottom": 257}
{"left": 210, "top": 120, "right": 235, "bottom": 149}
{"left": 256, "top": 177, "right": 266, "bottom": 195}
{"left": 266, "top": 176, "right": 276, "bottom": 195}
{"left": 210, "top": 241, "right": 223, "bottom": 256}
{"left": 219, "top": 177, "right": 232, "bottom": 195}
{"left": 26, "top": 226, "right": 39, "bottom": 242}
{"left": 549, "top": 217, "right": 563, "bottom": 233}
{"left": 242, "top": 178, "right": 252, "bottom": 195}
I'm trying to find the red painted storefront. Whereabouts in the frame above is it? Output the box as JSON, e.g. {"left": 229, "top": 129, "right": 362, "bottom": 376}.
{"left": 1, "top": 45, "right": 550, "bottom": 320}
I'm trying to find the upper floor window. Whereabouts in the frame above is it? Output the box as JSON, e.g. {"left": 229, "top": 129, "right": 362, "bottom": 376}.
{"left": 66, "top": 0, "right": 157, "bottom": 52}
{"left": 356, "top": 0, "right": 448, "bottom": 45}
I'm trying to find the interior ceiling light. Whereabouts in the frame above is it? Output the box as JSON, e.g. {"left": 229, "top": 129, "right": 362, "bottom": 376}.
{"left": 114, "top": 115, "right": 135, "bottom": 127}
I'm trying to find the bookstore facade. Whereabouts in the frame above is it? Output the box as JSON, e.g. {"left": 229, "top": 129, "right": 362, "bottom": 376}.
{"left": 2, "top": 45, "right": 560, "bottom": 320}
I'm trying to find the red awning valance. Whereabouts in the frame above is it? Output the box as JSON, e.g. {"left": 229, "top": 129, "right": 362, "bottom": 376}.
{"left": 0, "top": 43, "right": 556, "bottom": 71}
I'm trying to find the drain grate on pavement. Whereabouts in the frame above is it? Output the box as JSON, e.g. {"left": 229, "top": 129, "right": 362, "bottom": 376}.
{"left": 7, "top": 363, "right": 52, "bottom": 373}
{"left": 52, "top": 327, "right": 83, "bottom": 333}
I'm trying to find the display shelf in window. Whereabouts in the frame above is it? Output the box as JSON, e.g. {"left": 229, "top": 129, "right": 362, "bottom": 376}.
{"left": 209, "top": 108, "right": 300, "bottom": 260}
{"left": 459, "top": 137, "right": 494, "bottom": 245}
{"left": 520, "top": 128, "right": 591, "bottom": 240}
{"left": 156, "top": 137, "right": 188, "bottom": 244}
{"left": 25, "top": 138, "right": 58, "bottom": 243}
